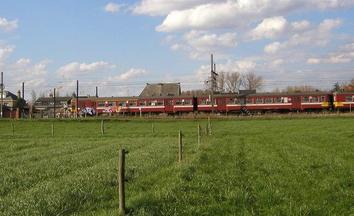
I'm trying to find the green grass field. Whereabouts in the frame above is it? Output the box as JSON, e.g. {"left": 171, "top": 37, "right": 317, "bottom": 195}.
{"left": 0, "top": 117, "right": 353, "bottom": 215}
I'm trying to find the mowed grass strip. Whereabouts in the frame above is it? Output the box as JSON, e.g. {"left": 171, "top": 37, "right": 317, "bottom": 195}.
{"left": 0, "top": 118, "right": 353, "bottom": 215}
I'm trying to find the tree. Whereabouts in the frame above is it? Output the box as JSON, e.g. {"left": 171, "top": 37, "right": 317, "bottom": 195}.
{"left": 217, "top": 72, "right": 226, "bottom": 93}
{"left": 30, "top": 90, "right": 37, "bottom": 104}
{"left": 242, "top": 72, "right": 263, "bottom": 90}
{"left": 284, "top": 85, "right": 318, "bottom": 93}
{"left": 225, "top": 72, "right": 242, "bottom": 93}
{"left": 333, "top": 82, "right": 342, "bottom": 92}
{"left": 342, "top": 78, "right": 354, "bottom": 92}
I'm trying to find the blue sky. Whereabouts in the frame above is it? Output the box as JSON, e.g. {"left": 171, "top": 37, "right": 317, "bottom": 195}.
{"left": 1, "top": 0, "right": 354, "bottom": 98}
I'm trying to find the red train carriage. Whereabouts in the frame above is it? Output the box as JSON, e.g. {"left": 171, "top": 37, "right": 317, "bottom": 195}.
{"left": 68, "top": 91, "right": 337, "bottom": 117}
{"left": 197, "top": 95, "right": 217, "bottom": 112}
{"left": 136, "top": 98, "right": 165, "bottom": 114}
{"left": 96, "top": 97, "right": 139, "bottom": 115}
{"left": 298, "top": 92, "right": 331, "bottom": 111}
{"left": 334, "top": 92, "right": 354, "bottom": 111}
{"left": 221, "top": 92, "right": 331, "bottom": 113}
{"left": 71, "top": 97, "right": 97, "bottom": 115}
{"left": 172, "top": 96, "right": 196, "bottom": 113}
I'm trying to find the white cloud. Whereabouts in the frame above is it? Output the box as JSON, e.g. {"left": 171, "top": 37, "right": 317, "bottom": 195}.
{"left": 116, "top": 68, "right": 148, "bottom": 80}
{"left": 104, "top": 2, "right": 122, "bottom": 13}
{"left": 0, "top": 45, "right": 14, "bottom": 62}
{"left": 169, "top": 30, "right": 237, "bottom": 59}
{"left": 307, "top": 42, "right": 354, "bottom": 64}
{"left": 264, "top": 18, "right": 342, "bottom": 54}
{"left": 250, "top": 16, "right": 288, "bottom": 40}
{"left": 155, "top": 0, "right": 353, "bottom": 32}
{"left": 264, "top": 42, "right": 282, "bottom": 54}
{"left": 133, "top": 0, "right": 219, "bottom": 16}
{"left": 291, "top": 20, "right": 311, "bottom": 31}
{"left": 0, "top": 17, "right": 18, "bottom": 32}
{"left": 3, "top": 58, "right": 50, "bottom": 92}
{"left": 57, "top": 61, "right": 116, "bottom": 78}
{"left": 307, "top": 58, "right": 321, "bottom": 64}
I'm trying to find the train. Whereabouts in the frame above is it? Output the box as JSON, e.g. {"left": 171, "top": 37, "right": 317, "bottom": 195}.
{"left": 71, "top": 91, "right": 354, "bottom": 116}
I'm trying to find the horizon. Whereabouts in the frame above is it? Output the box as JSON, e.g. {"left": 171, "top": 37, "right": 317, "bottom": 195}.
{"left": 1, "top": 0, "right": 354, "bottom": 99}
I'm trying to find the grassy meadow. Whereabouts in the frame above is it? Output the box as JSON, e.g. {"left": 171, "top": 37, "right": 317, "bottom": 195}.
{"left": 0, "top": 117, "right": 353, "bottom": 215}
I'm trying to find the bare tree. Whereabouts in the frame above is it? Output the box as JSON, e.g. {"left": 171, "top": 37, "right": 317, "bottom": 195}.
{"left": 243, "top": 72, "right": 263, "bottom": 90}
{"left": 31, "top": 90, "right": 37, "bottom": 104}
{"left": 225, "top": 72, "right": 242, "bottom": 93}
{"left": 284, "top": 85, "right": 318, "bottom": 93}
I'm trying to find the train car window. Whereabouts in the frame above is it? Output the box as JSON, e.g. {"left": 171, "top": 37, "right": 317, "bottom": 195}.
{"left": 129, "top": 101, "right": 137, "bottom": 106}
{"left": 98, "top": 102, "right": 105, "bottom": 107}
{"left": 175, "top": 100, "right": 182, "bottom": 105}
{"left": 345, "top": 96, "right": 352, "bottom": 102}
{"left": 256, "top": 97, "right": 263, "bottom": 104}
{"left": 227, "top": 98, "right": 239, "bottom": 104}
{"left": 246, "top": 98, "right": 253, "bottom": 104}
{"left": 118, "top": 102, "right": 126, "bottom": 107}
{"left": 303, "top": 97, "right": 309, "bottom": 103}
{"left": 184, "top": 99, "right": 192, "bottom": 105}
{"left": 311, "top": 97, "right": 319, "bottom": 103}
{"left": 139, "top": 101, "right": 146, "bottom": 106}
{"left": 200, "top": 99, "right": 211, "bottom": 105}
{"left": 275, "top": 97, "right": 282, "bottom": 103}
{"left": 320, "top": 96, "right": 325, "bottom": 102}
{"left": 265, "top": 98, "right": 273, "bottom": 103}
{"left": 157, "top": 100, "right": 164, "bottom": 106}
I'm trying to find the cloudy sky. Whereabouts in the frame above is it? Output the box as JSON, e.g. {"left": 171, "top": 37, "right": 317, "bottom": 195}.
{"left": 1, "top": 0, "right": 354, "bottom": 98}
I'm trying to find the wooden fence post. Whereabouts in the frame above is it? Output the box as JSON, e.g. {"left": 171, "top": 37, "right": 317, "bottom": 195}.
{"left": 198, "top": 124, "right": 201, "bottom": 146}
{"left": 152, "top": 123, "right": 154, "bottom": 134}
{"left": 119, "top": 149, "right": 126, "bottom": 215}
{"left": 11, "top": 122, "right": 14, "bottom": 136}
{"left": 178, "top": 130, "right": 183, "bottom": 162}
{"left": 51, "top": 123, "right": 54, "bottom": 137}
{"left": 101, "top": 120, "right": 105, "bottom": 135}
{"left": 208, "top": 117, "right": 212, "bottom": 135}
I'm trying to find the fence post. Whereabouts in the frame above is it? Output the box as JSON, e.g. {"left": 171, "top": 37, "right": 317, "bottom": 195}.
{"left": 198, "top": 124, "right": 201, "bottom": 146}
{"left": 152, "top": 123, "right": 154, "bottom": 134}
{"left": 119, "top": 149, "right": 126, "bottom": 215}
{"left": 178, "top": 130, "right": 183, "bottom": 162}
{"left": 208, "top": 117, "right": 212, "bottom": 135}
{"left": 51, "top": 123, "right": 54, "bottom": 137}
{"left": 101, "top": 120, "right": 105, "bottom": 135}
{"left": 11, "top": 122, "right": 14, "bottom": 136}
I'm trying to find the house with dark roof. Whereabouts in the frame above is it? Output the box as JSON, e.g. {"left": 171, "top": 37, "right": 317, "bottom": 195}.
{"left": 139, "top": 83, "right": 181, "bottom": 98}
{"left": 0, "top": 90, "right": 19, "bottom": 109}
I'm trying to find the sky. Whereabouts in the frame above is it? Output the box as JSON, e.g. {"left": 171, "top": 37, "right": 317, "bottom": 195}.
{"left": 1, "top": 0, "right": 354, "bottom": 99}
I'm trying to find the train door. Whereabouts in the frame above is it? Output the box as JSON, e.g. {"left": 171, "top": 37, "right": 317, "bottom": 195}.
{"left": 193, "top": 97, "right": 198, "bottom": 112}
{"left": 216, "top": 97, "right": 226, "bottom": 112}
{"left": 164, "top": 99, "right": 173, "bottom": 113}
{"left": 292, "top": 96, "right": 302, "bottom": 111}
{"left": 328, "top": 94, "right": 334, "bottom": 111}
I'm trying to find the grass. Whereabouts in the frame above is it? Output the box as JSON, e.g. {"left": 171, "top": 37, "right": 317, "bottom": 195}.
{"left": 0, "top": 117, "right": 353, "bottom": 215}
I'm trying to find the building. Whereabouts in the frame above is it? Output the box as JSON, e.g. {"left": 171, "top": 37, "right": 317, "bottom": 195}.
{"left": 34, "top": 96, "right": 71, "bottom": 118}
{"left": 0, "top": 90, "right": 19, "bottom": 109}
{"left": 139, "top": 83, "right": 181, "bottom": 97}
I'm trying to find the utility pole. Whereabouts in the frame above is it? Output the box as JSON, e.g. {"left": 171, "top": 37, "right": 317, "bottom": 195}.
{"left": 0, "top": 72, "right": 3, "bottom": 118}
{"left": 76, "top": 80, "right": 79, "bottom": 118}
{"left": 95, "top": 86, "right": 98, "bottom": 97}
{"left": 22, "top": 82, "right": 24, "bottom": 99}
{"left": 210, "top": 54, "right": 218, "bottom": 114}
{"left": 53, "top": 88, "right": 56, "bottom": 118}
